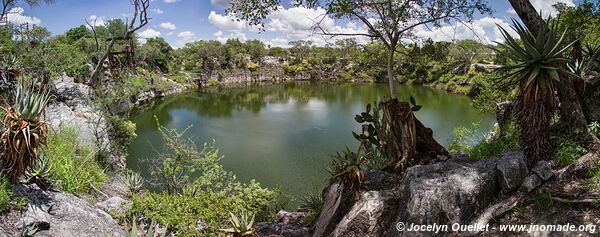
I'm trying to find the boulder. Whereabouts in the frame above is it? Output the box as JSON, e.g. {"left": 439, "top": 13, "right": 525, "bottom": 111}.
{"left": 330, "top": 191, "right": 394, "bottom": 237}
{"left": 496, "top": 150, "right": 529, "bottom": 193}
{"left": 398, "top": 157, "right": 499, "bottom": 227}
{"left": 94, "top": 196, "right": 132, "bottom": 215}
{"left": 531, "top": 161, "right": 553, "bottom": 181}
{"left": 520, "top": 174, "right": 542, "bottom": 193}
{"left": 275, "top": 211, "right": 307, "bottom": 225}
{"left": 254, "top": 222, "right": 310, "bottom": 237}
{"left": 14, "top": 185, "right": 124, "bottom": 237}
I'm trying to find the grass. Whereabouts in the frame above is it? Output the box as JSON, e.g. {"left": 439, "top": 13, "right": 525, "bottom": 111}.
{"left": 0, "top": 177, "right": 26, "bottom": 213}
{"left": 43, "top": 126, "right": 106, "bottom": 195}
{"left": 551, "top": 136, "right": 587, "bottom": 167}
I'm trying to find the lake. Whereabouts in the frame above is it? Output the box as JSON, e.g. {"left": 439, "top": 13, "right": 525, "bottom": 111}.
{"left": 127, "top": 82, "right": 496, "bottom": 204}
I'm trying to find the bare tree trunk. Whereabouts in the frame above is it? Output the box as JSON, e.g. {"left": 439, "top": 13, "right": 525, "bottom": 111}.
{"left": 382, "top": 100, "right": 415, "bottom": 170}
{"left": 91, "top": 39, "right": 116, "bottom": 85}
{"left": 507, "top": 0, "right": 543, "bottom": 35}
{"left": 387, "top": 46, "right": 397, "bottom": 99}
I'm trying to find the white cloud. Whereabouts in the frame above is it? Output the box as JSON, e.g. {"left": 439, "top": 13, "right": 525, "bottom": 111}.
{"left": 174, "top": 31, "right": 198, "bottom": 48}
{"left": 208, "top": 11, "right": 246, "bottom": 32}
{"left": 264, "top": 37, "right": 290, "bottom": 48}
{"left": 211, "top": 0, "right": 230, "bottom": 8}
{"left": 138, "top": 28, "right": 162, "bottom": 43}
{"left": 159, "top": 22, "right": 177, "bottom": 30}
{"left": 5, "top": 7, "right": 41, "bottom": 26}
{"left": 151, "top": 8, "right": 164, "bottom": 14}
{"left": 214, "top": 30, "right": 247, "bottom": 43}
{"left": 413, "top": 17, "right": 517, "bottom": 45}
{"left": 88, "top": 15, "right": 106, "bottom": 27}
{"left": 166, "top": 31, "right": 174, "bottom": 36}
{"left": 163, "top": 0, "right": 178, "bottom": 3}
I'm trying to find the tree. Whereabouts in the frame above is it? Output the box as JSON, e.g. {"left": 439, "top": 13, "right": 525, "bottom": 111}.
{"left": 137, "top": 37, "right": 173, "bottom": 72}
{"left": 1, "top": 0, "right": 53, "bottom": 21}
{"left": 90, "top": 0, "right": 150, "bottom": 85}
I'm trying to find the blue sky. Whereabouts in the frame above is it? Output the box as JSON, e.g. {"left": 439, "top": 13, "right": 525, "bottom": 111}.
{"left": 5, "top": 0, "right": 581, "bottom": 48}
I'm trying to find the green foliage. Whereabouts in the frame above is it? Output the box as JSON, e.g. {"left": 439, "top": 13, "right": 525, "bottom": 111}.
{"left": 298, "top": 190, "right": 323, "bottom": 225}
{"left": 551, "top": 136, "right": 587, "bottom": 167}
{"left": 450, "top": 122, "right": 520, "bottom": 160}
{"left": 43, "top": 126, "right": 106, "bottom": 194}
{"left": 0, "top": 177, "right": 26, "bottom": 213}
{"left": 328, "top": 146, "right": 365, "bottom": 190}
{"left": 128, "top": 122, "right": 278, "bottom": 236}
{"left": 24, "top": 156, "right": 53, "bottom": 190}
{"left": 588, "top": 121, "right": 600, "bottom": 136}
{"left": 284, "top": 61, "right": 312, "bottom": 74}
{"left": 126, "top": 171, "right": 144, "bottom": 194}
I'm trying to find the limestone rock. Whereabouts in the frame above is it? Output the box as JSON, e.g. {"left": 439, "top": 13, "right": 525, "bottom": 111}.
{"left": 275, "top": 211, "right": 307, "bottom": 225}
{"left": 14, "top": 185, "right": 124, "bottom": 237}
{"left": 94, "top": 196, "right": 132, "bottom": 215}
{"left": 311, "top": 182, "right": 356, "bottom": 237}
{"left": 52, "top": 75, "right": 93, "bottom": 107}
{"left": 520, "top": 174, "right": 542, "bottom": 193}
{"left": 532, "top": 161, "right": 553, "bottom": 181}
{"left": 254, "top": 222, "right": 310, "bottom": 237}
{"left": 496, "top": 150, "right": 529, "bottom": 194}
{"left": 330, "top": 191, "right": 394, "bottom": 237}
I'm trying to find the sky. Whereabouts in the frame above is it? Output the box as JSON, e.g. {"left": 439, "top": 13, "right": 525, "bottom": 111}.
{"left": 4, "top": 0, "right": 583, "bottom": 48}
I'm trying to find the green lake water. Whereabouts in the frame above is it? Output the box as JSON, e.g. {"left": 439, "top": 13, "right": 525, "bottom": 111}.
{"left": 127, "top": 82, "right": 496, "bottom": 203}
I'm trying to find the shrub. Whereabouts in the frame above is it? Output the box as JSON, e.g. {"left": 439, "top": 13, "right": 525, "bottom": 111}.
{"left": 0, "top": 177, "right": 26, "bottom": 213}
{"left": 128, "top": 122, "right": 278, "bottom": 236}
{"left": 43, "top": 126, "right": 106, "bottom": 194}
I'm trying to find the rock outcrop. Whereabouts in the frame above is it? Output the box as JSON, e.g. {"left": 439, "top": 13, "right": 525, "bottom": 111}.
{"left": 14, "top": 185, "right": 124, "bottom": 237}
{"left": 310, "top": 149, "right": 550, "bottom": 237}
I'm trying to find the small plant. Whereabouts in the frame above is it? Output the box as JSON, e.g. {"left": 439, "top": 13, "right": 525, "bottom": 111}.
{"left": 328, "top": 146, "right": 365, "bottom": 190}
{"left": 552, "top": 137, "right": 587, "bottom": 167}
{"left": 510, "top": 206, "right": 526, "bottom": 216}
{"left": 220, "top": 209, "right": 255, "bottom": 237}
{"left": 1, "top": 78, "right": 52, "bottom": 182}
{"left": 20, "top": 222, "right": 39, "bottom": 237}
{"left": 298, "top": 190, "right": 323, "bottom": 225}
{"left": 589, "top": 121, "right": 600, "bottom": 136}
{"left": 126, "top": 171, "right": 144, "bottom": 194}
{"left": 24, "top": 156, "right": 53, "bottom": 191}
{"left": 531, "top": 191, "right": 553, "bottom": 206}
{"left": 123, "top": 219, "right": 166, "bottom": 237}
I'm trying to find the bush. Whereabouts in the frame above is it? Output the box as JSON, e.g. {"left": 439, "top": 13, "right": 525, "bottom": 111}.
{"left": 0, "top": 177, "right": 26, "bottom": 213}
{"left": 128, "top": 122, "right": 279, "bottom": 236}
{"left": 43, "top": 126, "right": 106, "bottom": 194}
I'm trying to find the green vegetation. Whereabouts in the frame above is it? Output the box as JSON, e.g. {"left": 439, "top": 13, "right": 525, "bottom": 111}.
{"left": 450, "top": 123, "right": 520, "bottom": 160}
{"left": 219, "top": 209, "right": 256, "bottom": 236}
{"left": 43, "top": 126, "right": 106, "bottom": 195}
{"left": 551, "top": 136, "right": 588, "bottom": 167}
{"left": 0, "top": 178, "right": 26, "bottom": 213}
{"left": 299, "top": 190, "right": 323, "bottom": 225}
{"left": 495, "top": 18, "right": 576, "bottom": 167}
{"left": 127, "top": 122, "right": 278, "bottom": 236}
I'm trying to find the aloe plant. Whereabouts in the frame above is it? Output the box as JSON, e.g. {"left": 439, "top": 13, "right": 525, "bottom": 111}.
{"left": 495, "top": 18, "right": 576, "bottom": 167}
{"left": 126, "top": 171, "right": 144, "bottom": 194}
{"left": 1, "top": 78, "right": 52, "bottom": 182}
{"left": 220, "top": 209, "right": 255, "bottom": 237}
{"left": 24, "top": 156, "right": 53, "bottom": 190}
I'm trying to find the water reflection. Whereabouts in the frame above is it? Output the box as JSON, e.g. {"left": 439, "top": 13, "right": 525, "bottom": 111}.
{"left": 128, "top": 82, "right": 496, "bottom": 204}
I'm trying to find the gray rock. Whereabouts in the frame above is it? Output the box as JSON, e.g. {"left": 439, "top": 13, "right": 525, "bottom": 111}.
{"left": 109, "top": 99, "right": 131, "bottom": 116}
{"left": 94, "top": 196, "right": 131, "bottom": 215}
{"left": 399, "top": 158, "right": 498, "bottom": 226}
{"left": 330, "top": 191, "right": 394, "bottom": 237}
{"left": 14, "top": 185, "right": 124, "bottom": 237}
{"left": 496, "top": 101, "right": 515, "bottom": 129}
{"left": 496, "top": 150, "right": 529, "bottom": 194}
{"left": 312, "top": 182, "right": 355, "bottom": 237}
{"left": 135, "top": 91, "right": 155, "bottom": 104}
{"left": 52, "top": 75, "right": 93, "bottom": 107}
{"left": 254, "top": 222, "right": 310, "bottom": 237}
{"left": 275, "top": 211, "right": 307, "bottom": 225}
{"left": 520, "top": 174, "right": 543, "bottom": 193}
{"left": 532, "top": 161, "right": 554, "bottom": 181}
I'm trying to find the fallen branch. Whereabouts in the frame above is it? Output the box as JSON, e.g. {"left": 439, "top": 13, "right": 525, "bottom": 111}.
{"left": 551, "top": 197, "right": 598, "bottom": 205}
